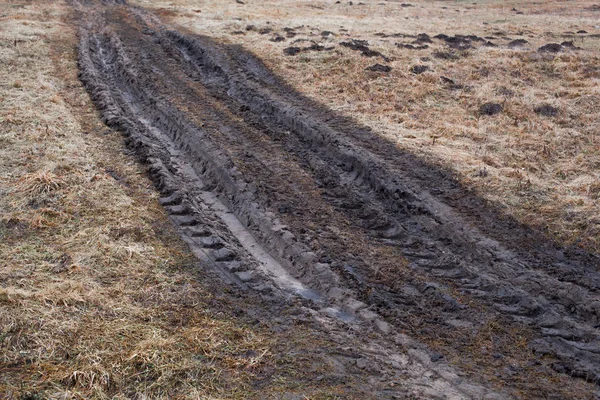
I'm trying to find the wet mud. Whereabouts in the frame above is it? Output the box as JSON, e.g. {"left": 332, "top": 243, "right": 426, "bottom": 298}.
{"left": 73, "top": 0, "right": 600, "bottom": 397}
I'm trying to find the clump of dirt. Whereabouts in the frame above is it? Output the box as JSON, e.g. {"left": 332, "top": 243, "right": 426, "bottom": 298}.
{"left": 283, "top": 27, "right": 296, "bottom": 38}
{"left": 432, "top": 50, "right": 460, "bottom": 60}
{"left": 561, "top": 40, "right": 582, "bottom": 50}
{"left": 396, "top": 43, "right": 428, "bottom": 50}
{"left": 270, "top": 35, "right": 285, "bottom": 42}
{"left": 538, "top": 43, "right": 562, "bottom": 53}
{"left": 283, "top": 46, "right": 301, "bottom": 56}
{"left": 534, "top": 104, "right": 559, "bottom": 117}
{"left": 508, "top": 39, "right": 528, "bottom": 48}
{"left": 413, "top": 33, "right": 432, "bottom": 44}
{"left": 307, "top": 43, "right": 333, "bottom": 51}
{"left": 479, "top": 102, "right": 503, "bottom": 116}
{"left": 366, "top": 64, "right": 391, "bottom": 73}
{"left": 434, "top": 34, "right": 484, "bottom": 49}
{"left": 410, "top": 65, "right": 429, "bottom": 74}
{"left": 283, "top": 43, "right": 334, "bottom": 56}
{"left": 440, "top": 76, "right": 464, "bottom": 90}
{"left": 340, "top": 39, "right": 389, "bottom": 61}
{"left": 496, "top": 86, "right": 515, "bottom": 98}
{"left": 376, "top": 32, "right": 414, "bottom": 39}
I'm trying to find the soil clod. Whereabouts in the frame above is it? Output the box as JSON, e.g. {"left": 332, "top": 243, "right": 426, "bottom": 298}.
{"left": 534, "top": 104, "right": 559, "bottom": 117}
{"left": 340, "top": 39, "right": 389, "bottom": 61}
{"left": 479, "top": 102, "right": 503, "bottom": 116}
{"left": 538, "top": 43, "right": 563, "bottom": 53}
{"left": 366, "top": 64, "right": 392, "bottom": 73}
{"left": 283, "top": 46, "right": 301, "bottom": 56}
{"left": 409, "top": 65, "right": 429, "bottom": 74}
{"left": 508, "top": 39, "right": 528, "bottom": 48}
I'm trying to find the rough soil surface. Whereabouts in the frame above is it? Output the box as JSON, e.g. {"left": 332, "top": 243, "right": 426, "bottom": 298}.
{"left": 72, "top": 0, "right": 599, "bottom": 398}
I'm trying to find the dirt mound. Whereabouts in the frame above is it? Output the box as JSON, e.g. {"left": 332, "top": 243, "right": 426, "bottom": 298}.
{"left": 413, "top": 33, "right": 432, "bottom": 44}
{"left": 283, "top": 43, "right": 333, "bottom": 56}
{"left": 409, "top": 65, "right": 429, "bottom": 74}
{"left": 508, "top": 39, "right": 528, "bottom": 48}
{"left": 538, "top": 43, "right": 563, "bottom": 53}
{"left": 534, "top": 104, "right": 559, "bottom": 117}
{"left": 479, "top": 102, "right": 503, "bottom": 116}
{"left": 366, "top": 64, "right": 391, "bottom": 73}
{"left": 434, "top": 33, "right": 485, "bottom": 49}
{"left": 396, "top": 43, "right": 428, "bottom": 50}
{"left": 340, "top": 39, "right": 390, "bottom": 61}
{"left": 432, "top": 50, "right": 460, "bottom": 60}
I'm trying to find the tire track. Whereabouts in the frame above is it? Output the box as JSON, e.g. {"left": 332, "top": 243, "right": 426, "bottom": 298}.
{"left": 73, "top": 0, "right": 600, "bottom": 395}
{"left": 158, "top": 23, "right": 600, "bottom": 384}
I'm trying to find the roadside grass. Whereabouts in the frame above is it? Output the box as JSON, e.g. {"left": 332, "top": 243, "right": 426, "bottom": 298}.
{"left": 0, "top": 2, "right": 344, "bottom": 399}
{"left": 137, "top": 0, "right": 600, "bottom": 253}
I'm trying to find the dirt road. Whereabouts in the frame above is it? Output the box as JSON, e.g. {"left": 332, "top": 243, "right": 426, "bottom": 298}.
{"left": 73, "top": 0, "right": 599, "bottom": 397}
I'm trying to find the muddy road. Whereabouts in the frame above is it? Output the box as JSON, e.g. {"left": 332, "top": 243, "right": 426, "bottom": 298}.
{"left": 73, "top": 0, "right": 599, "bottom": 397}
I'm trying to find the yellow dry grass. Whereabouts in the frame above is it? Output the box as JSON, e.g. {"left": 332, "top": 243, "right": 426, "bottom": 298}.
{"left": 0, "top": 2, "right": 340, "bottom": 399}
{"left": 135, "top": 0, "right": 600, "bottom": 252}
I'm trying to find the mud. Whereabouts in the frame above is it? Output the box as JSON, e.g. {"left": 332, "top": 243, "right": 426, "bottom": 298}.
{"left": 432, "top": 50, "right": 461, "bottom": 60}
{"left": 414, "top": 33, "right": 432, "bottom": 44}
{"left": 508, "top": 39, "right": 529, "bottom": 48}
{"left": 366, "top": 64, "right": 392, "bottom": 73}
{"left": 396, "top": 43, "right": 429, "bottom": 50}
{"left": 534, "top": 104, "right": 559, "bottom": 117}
{"left": 283, "top": 43, "right": 334, "bottom": 56}
{"left": 538, "top": 43, "right": 563, "bottom": 53}
{"left": 561, "top": 40, "right": 582, "bottom": 50}
{"left": 410, "top": 65, "right": 430, "bottom": 74}
{"left": 434, "top": 34, "right": 485, "bottom": 50}
{"left": 73, "top": 0, "right": 600, "bottom": 397}
{"left": 340, "top": 39, "right": 390, "bottom": 61}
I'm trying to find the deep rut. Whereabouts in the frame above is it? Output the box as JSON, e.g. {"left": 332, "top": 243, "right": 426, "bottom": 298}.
{"left": 74, "top": 0, "right": 600, "bottom": 397}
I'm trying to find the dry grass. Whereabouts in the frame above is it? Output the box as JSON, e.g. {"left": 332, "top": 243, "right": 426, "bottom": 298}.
{"left": 0, "top": 2, "right": 345, "bottom": 399}
{"left": 136, "top": 0, "right": 600, "bottom": 252}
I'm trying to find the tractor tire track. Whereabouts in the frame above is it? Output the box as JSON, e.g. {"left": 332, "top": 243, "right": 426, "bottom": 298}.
{"left": 73, "top": 0, "right": 599, "bottom": 396}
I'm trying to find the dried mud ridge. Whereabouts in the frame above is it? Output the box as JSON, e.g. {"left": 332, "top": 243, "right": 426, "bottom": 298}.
{"left": 74, "top": 0, "right": 599, "bottom": 396}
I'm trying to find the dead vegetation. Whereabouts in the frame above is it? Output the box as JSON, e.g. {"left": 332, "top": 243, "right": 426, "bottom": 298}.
{"left": 138, "top": 0, "right": 600, "bottom": 253}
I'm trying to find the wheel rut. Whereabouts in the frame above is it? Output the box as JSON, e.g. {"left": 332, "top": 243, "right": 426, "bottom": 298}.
{"left": 73, "top": 0, "right": 600, "bottom": 397}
